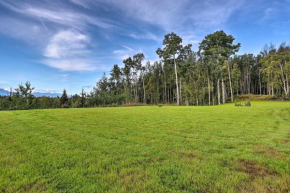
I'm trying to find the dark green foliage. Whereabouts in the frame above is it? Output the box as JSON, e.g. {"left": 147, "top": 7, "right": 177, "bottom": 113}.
{"left": 234, "top": 100, "right": 252, "bottom": 107}
{"left": 60, "top": 89, "right": 69, "bottom": 108}
{"left": 245, "top": 100, "right": 251, "bottom": 107}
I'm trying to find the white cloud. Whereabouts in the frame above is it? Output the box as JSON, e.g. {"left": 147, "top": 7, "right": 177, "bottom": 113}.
{"left": 42, "top": 30, "right": 101, "bottom": 71}
{"left": 0, "top": 0, "right": 248, "bottom": 73}
{"left": 33, "top": 89, "right": 61, "bottom": 94}
{"left": 26, "top": 8, "right": 112, "bottom": 29}
{"left": 69, "top": 0, "right": 91, "bottom": 9}
{"left": 0, "top": 1, "right": 113, "bottom": 29}
{"left": 89, "top": 0, "right": 245, "bottom": 31}
{"left": 129, "top": 32, "right": 160, "bottom": 42}
{"left": 44, "top": 30, "right": 90, "bottom": 58}
{"left": 0, "top": 1, "right": 113, "bottom": 72}
{"left": 113, "top": 46, "right": 143, "bottom": 60}
{"left": 0, "top": 16, "right": 49, "bottom": 45}
{"left": 40, "top": 58, "right": 97, "bottom": 71}
{"left": 0, "top": 87, "right": 10, "bottom": 92}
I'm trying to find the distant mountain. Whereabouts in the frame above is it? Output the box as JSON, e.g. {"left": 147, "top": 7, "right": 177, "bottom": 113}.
{"left": 0, "top": 88, "right": 61, "bottom": 97}
{"left": 0, "top": 88, "right": 9, "bottom": 96}
{"left": 33, "top": 92, "right": 62, "bottom": 97}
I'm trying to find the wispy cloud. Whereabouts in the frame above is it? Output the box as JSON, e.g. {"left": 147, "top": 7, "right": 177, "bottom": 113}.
{"left": 89, "top": 0, "right": 245, "bottom": 31}
{"left": 113, "top": 46, "right": 143, "bottom": 61}
{"left": 69, "top": 0, "right": 91, "bottom": 9}
{"left": 0, "top": 16, "right": 48, "bottom": 45}
{"left": 40, "top": 30, "right": 100, "bottom": 71}
{"left": 129, "top": 32, "right": 160, "bottom": 42}
{"left": 40, "top": 58, "right": 97, "bottom": 72}
{"left": 26, "top": 8, "right": 112, "bottom": 29}
{"left": 0, "top": 1, "right": 113, "bottom": 29}
{"left": 260, "top": 7, "right": 277, "bottom": 23}
{"left": 44, "top": 30, "right": 90, "bottom": 58}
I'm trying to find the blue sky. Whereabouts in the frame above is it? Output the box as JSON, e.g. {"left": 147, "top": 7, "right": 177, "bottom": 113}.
{"left": 0, "top": 0, "right": 290, "bottom": 94}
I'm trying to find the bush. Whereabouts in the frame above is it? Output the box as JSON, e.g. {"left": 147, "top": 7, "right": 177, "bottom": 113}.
{"left": 122, "top": 103, "right": 145, "bottom": 107}
{"left": 245, "top": 100, "right": 251, "bottom": 107}
{"left": 234, "top": 100, "right": 251, "bottom": 107}
{"left": 158, "top": 104, "right": 163, "bottom": 107}
{"left": 234, "top": 100, "right": 242, "bottom": 106}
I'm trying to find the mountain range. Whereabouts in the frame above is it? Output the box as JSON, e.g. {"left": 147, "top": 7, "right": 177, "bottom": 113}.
{"left": 0, "top": 88, "right": 61, "bottom": 97}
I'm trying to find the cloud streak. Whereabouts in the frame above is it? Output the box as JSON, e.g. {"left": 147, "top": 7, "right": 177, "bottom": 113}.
{"left": 0, "top": 0, "right": 115, "bottom": 72}
{"left": 82, "top": 0, "right": 245, "bottom": 31}
{"left": 113, "top": 46, "right": 143, "bottom": 61}
{"left": 0, "top": 0, "right": 113, "bottom": 29}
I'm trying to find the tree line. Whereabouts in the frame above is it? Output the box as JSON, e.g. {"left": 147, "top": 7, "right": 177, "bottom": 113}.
{"left": 1, "top": 30, "right": 290, "bottom": 110}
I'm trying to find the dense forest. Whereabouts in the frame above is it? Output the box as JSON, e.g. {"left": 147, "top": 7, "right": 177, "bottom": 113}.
{"left": 1, "top": 30, "right": 290, "bottom": 110}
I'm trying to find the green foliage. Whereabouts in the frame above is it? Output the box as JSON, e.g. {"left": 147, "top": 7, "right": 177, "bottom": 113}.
{"left": 60, "top": 89, "right": 69, "bottom": 108}
{"left": 1, "top": 33, "right": 290, "bottom": 110}
{"left": 1, "top": 101, "right": 290, "bottom": 192}
{"left": 245, "top": 100, "right": 251, "bottom": 106}
{"left": 234, "top": 100, "right": 251, "bottom": 107}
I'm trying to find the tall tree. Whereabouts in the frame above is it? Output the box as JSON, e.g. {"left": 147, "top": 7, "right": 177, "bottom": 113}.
{"left": 15, "top": 81, "right": 35, "bottom": 108}
{"left": 60, "top": 89, "right": 68, "bottom": 107}
{"left": 199, "top": 30, "right": 240, "bottom": 103}
{"left": 133, "top": 53, "right": 146, "bottom": 103}
{"left": 80, "top": 88, "right": 86, "bottom": 108}
{"left": 157, "top": 33, "right": 184, "bottom": 105}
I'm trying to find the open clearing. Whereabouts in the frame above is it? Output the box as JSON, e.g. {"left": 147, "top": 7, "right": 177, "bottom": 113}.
{"left": 1, "top": 101, "right": 290, "bottom": 192}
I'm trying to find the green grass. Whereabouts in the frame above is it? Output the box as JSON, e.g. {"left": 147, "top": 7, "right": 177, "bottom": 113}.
{"left": 1, "top": 101, "right": 290, "bottom": 192}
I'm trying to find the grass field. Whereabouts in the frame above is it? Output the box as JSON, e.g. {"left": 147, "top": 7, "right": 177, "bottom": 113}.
{"left": 1, "top": 101, "right": 290, "bottom": 192}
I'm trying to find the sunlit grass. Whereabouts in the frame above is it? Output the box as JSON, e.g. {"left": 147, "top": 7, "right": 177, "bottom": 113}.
{"left": 1, "top": 101, "right": 290, "bottom": 192}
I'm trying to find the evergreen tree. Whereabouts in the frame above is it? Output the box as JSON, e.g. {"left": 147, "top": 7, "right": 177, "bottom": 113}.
{"left": 60, "top": 89, "right": 68, "bottom": 107}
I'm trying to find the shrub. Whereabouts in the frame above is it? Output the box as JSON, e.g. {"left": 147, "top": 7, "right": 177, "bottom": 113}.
{"left": 234, "top": 100, "right": 243, "bottom": 106}
{"left": 122, "top": 103, "right": 146, "bottom": 107}
{"left": 245, "top": 100, "right": 251, "bottom": 107}
{"left": 234, "top": 100, "right": 251, "bottom": 107}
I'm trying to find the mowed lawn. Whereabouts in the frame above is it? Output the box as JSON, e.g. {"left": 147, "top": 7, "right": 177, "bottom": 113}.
{"left": 0, "top": 102, "right": 290, "bottom": 192}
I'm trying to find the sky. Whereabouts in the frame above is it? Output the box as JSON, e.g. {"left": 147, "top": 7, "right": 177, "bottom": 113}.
{"left": 0, "top": 0, "right": 290, "bottom": 95}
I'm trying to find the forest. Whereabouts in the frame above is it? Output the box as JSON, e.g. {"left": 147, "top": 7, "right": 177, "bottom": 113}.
{"left": 0, "top": 30, "right": 289, "bottom": 110}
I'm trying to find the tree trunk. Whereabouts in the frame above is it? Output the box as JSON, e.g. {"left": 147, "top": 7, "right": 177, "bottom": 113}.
{"left": 142, "top": 74, "right": 146, "bottom": 103}
{"left": 169, "top": 87, "right": 170, "bottom": 103}
{"left": 208, "top": 76, "right": 211, "bottom": 106}
{"left": 237, "top": 79, "right": 239, "bottom": 96}
{"left": 170, "top": 86, "right": 172, "bottom": 103}
{"left": 272, "top": 72, "right": 274, "bottom": 96}
{"left": 248, "top": 68, "right": 251, "bottom": 94}
{"left": 164, "top": 78, "right": 167, "bottom": 103}
{"left": 268, "top": 73, "right": 271, "bottom": 95}
{"left": 180, "top": 77, "right": 182, "bottom": 105}
{"left": 222, "top": 78, "right": 225, "bottom": 104}
{"left": 174, "top": 56, "right": 180, "bottom": 105}
{"left": 217, "top": 79, "right": 221, "bottom": 105}
{"left": 227, "top": 60, "right": 234, "bottom": 103}
{"left": 258, "top": 69, "right": 262, "bottom": 95}
{"left": 280, "top": 64, "right": 288, "bottom": 96}
{"left": 286, "top": 74, "right": 289, "bottom": 96}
